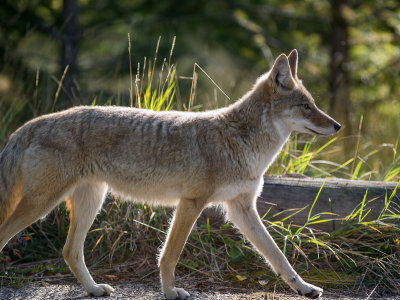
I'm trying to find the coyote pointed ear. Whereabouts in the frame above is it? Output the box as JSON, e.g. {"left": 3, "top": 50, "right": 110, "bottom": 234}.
{"left": 270, "top": 54, "right": 295, "bottom": 89}
{"left": 287, "top": 49, "right": 298, "bottom": 79}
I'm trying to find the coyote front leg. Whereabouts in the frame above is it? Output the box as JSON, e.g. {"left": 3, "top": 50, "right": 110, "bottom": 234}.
{"left": 225, "top": 195, "right": 322, "bottom": 299}
{"left": 158, "top": 198, "right": 206, "bottom": 300}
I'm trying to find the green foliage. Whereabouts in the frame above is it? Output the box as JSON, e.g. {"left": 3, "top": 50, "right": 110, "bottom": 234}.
{"left": 136, "top": 58, "right": 176, "bottom": 111}
{"left": 270, "top": 134, "right": 400, "bottom": 181}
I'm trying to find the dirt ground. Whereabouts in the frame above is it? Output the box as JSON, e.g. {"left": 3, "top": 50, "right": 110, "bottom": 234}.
{"left": 1, "top": 280, "right": 398, "bottom": 300}
{"left": 0, "top": 259, "right": 397, "bottom": 300}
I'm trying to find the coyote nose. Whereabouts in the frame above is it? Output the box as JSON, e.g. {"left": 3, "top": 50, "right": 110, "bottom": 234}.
{"left": 333, "top": 122, "right": 341, "bottom": 131}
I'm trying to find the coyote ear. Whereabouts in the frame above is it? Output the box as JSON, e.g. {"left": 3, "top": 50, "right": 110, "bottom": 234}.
{"left": 287, "top": 49, "right": 298, "bottom": 79}
{"left": 270, "top": 54, "right": 295, "bottom": 89}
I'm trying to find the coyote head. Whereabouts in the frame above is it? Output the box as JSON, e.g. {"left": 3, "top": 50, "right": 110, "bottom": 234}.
{"left": 259, "top": 50, "right": 341, "bottom": 136}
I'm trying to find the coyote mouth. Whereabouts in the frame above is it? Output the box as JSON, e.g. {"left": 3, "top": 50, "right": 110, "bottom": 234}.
{"left": 305, "top": 127, "right": 328, "bottom": 136}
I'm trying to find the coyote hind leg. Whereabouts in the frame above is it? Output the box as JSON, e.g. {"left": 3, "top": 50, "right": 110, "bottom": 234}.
{"left": 63, "top": 181, "right": 114, "bottom": 297}
{"left": 0, "top": 195, "right": 61, "bottom": 252}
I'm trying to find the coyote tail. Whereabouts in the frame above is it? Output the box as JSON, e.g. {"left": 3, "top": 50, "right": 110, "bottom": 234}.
{"left": 0, "top": 132, "right": 25, "bottom": 224}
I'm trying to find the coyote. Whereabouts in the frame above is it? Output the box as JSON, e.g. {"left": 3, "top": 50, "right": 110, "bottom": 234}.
{"left": 0, "top": 50, "right": 340, "bottom": 299}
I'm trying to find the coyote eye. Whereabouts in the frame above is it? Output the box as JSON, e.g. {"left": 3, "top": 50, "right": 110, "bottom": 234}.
{"left": 303, "top": 104, "right": 311, "bottom": 110}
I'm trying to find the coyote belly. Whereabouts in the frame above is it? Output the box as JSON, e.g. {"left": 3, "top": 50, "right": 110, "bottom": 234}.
{"left": 0, "top": 50, "right": 340, "bottom": 299}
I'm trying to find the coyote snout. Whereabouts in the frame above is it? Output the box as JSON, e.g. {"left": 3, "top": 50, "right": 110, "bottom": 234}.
{"left": 302, "top": 105, "right": 341, "bottom": 136}
{"left": 0, "top": 49, "right": 340, "bottom": 299}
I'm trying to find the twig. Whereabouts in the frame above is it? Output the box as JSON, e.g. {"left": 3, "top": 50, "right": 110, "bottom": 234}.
{"left": 51, "top": 65, "right": 69, "bottom": 112}
{"left": 128, "top": 33, "right": 134, "bottom": 108}
{"left": 194, "top": 63, "right": 230, "bottom": 100}
{"left": 351, "top": 115, "right": 363, "bottom": 176}
{"left": 188, "top": 63, "right": 197, "bottom": 111}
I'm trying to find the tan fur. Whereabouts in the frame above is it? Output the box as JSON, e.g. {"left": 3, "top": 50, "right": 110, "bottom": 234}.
{"left": 0, "top": 50, "right": 340, "bottom": 299}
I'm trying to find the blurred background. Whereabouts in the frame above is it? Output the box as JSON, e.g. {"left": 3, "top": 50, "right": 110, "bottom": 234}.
{"left": 1, "top": 0, "right": 399, "bottom": 179}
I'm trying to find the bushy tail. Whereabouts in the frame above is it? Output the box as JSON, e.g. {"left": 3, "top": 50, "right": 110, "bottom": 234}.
{"left": 0, "top": 134, "right": 24, "bottom": 224}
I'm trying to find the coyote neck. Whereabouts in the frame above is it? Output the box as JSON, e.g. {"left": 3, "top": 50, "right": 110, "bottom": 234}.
{"left": 221, "top": 90, "right": 291, "bottom": 175}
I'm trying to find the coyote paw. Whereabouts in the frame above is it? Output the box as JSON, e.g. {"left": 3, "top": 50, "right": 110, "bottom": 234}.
{"left": 163, "top": 287, "right": 190, "bottom": 299}
{"left": 296, "top": 282, "right": 322, "bottom": 299}
{"left": 87, "top": 283, "right": 115, "bottom": 296}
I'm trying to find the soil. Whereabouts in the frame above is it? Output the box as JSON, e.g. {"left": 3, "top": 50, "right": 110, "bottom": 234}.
{"left": 1, "top": 260, "right": 398, "bottom": 300}
{"left": 1, "top": 279, "right": 398, "bottom": 300}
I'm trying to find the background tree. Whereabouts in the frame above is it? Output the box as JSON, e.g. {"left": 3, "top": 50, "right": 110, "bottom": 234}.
{"left": 61, "top": 0, "right": 79, "bottom": 104}
{"left": 330, "top": 0, "right": 351, "bottom": 140}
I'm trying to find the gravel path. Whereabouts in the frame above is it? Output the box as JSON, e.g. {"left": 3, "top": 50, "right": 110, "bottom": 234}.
{"left": 1, "top": 282, "right": 397, "bottom": 300}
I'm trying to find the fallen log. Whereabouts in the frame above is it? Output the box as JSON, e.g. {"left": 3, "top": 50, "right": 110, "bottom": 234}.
{"left": 202, "top": 175, "right": 400, "bottom": 232}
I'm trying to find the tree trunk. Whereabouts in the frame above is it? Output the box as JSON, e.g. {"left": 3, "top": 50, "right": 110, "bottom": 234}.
{"left": 61, "top": 0, "right": 79, "bottom": 105}
{"left": 330, "top": 0, "right": 352, "bottom": 141}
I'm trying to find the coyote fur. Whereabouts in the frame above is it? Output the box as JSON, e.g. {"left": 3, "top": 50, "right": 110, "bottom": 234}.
{"left": 0, "top": 50, "right": 340, "bottom": 299}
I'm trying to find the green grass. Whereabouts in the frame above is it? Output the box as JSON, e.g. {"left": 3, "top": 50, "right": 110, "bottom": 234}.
{"left": 270, "top": 133, "right": 400, "bottom": 182}
{"left": 1, "top": 38, "right": 400, "bottom": 297}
